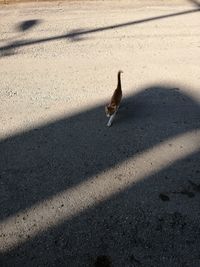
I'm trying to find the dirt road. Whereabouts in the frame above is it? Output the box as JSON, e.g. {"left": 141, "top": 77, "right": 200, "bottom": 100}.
{"left": 0, "top": 1, "right": 200, "bottom": 266}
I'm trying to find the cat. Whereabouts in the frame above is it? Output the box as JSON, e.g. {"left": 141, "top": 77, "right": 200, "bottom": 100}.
{"left": 105, "top": 70, "right": 123, "bottom": 126}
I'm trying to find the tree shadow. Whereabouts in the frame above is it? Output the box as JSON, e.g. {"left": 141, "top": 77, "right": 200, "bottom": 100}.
{"left": 0, "top": 84, "right": 200, "bottom": 266}
{"left": 0, "top": 2, "right": 199, "bottom": 57}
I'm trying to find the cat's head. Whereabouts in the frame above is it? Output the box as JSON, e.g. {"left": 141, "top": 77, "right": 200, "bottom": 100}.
{"left": 105, "top": 104, "right": 116, "bottom": 117}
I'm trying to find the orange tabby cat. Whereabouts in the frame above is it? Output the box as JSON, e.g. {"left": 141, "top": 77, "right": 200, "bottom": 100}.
{"left": 105, "top": 70, "right": 123, "bottom": 126}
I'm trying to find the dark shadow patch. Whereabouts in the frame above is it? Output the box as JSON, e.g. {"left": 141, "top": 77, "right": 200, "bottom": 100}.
{"left": 94, "top": 255, "right": 112, "bottom": 267}
{"left": 159, "top": 193, "right": 170, "bottom": 201}
{"left": 16, "top": 19, "right": 42, "bottom": 32}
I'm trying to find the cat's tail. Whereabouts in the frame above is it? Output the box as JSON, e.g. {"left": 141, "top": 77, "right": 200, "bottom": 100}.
{"left": 117, "top": 70, "right": 123, "bottom": 89}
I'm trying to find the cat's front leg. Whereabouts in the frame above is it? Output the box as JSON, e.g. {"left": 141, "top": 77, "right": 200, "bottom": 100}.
{"left": 107, "top": 109, "right": 118, "bottom": 127}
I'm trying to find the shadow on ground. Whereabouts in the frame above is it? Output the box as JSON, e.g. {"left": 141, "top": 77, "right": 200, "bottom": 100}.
{"left": 0, "top": 0, "right": 199, "bottom": 57}
{"left": 0, "top": 85, "right": 200, "bottom": 266}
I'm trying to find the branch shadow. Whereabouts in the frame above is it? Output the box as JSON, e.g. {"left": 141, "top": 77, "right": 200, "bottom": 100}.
{"left": 0, "top": 3, "right": 199, "bottom": 57}
{"left": 0, "top": 84, "right": 200, "bottom": 266}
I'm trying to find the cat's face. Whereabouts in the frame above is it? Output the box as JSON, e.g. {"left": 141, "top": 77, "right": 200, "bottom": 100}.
{"left": 105, "top": 105, "right": 116, "bottom": 117}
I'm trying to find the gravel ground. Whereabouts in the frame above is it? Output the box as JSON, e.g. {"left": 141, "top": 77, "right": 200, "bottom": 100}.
{"left": 0, "top": 1, "right": 200, "bottom": 266}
